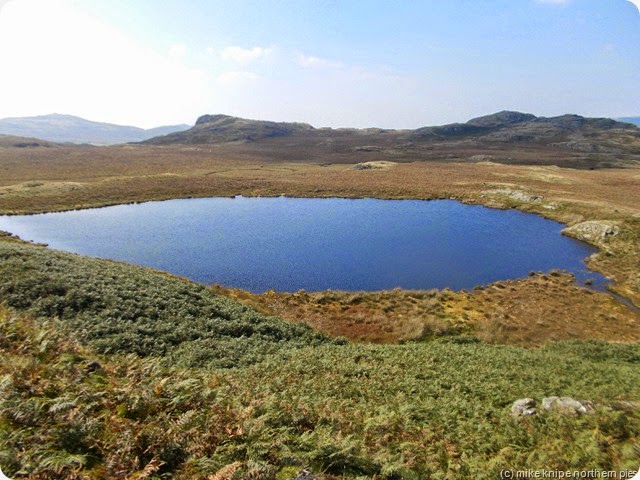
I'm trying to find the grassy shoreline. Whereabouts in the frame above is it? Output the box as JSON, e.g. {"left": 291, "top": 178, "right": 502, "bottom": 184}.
{"left": 1, "top": 157, "right": 639, "bottom": 330}
{"left": 2, "top": 177, "right": 638, "bottom": 308}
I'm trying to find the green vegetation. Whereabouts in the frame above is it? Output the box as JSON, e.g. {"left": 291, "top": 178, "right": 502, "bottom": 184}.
{"left": 1, "top": 237, "right": 640, "bottom": 479}
{"left": 0, "top": 239, "right": 332, "bottom": 369}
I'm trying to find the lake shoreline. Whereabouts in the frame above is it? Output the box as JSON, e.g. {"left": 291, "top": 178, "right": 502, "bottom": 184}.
{"left": 0, "top": 196, "right": 606, "bottom": 291}
{"left": 2, "top": 190, "right": 637, "bottom": 307}
{"left": 1, "top": 159, "right": 638, "bottom": 323}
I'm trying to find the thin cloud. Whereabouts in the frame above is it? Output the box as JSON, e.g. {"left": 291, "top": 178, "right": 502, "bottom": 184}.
{"left": 627, "top": 0, "right": 640, "bottom": 14}
{"left": 217, "top": 71, "right": 260, "bottom": 84}
{"left": 220, "top": 46, "right": 272, "bottom": 63}
{"left": 297, "top": 53, "right": 342, "bottom": 69}
{"left": 168, "top": 43, "right": 187, "bottom": 60}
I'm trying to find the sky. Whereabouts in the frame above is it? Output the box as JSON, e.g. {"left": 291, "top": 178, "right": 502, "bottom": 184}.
{"left": 0, "top": 0, "right": 639, "bottom": 129}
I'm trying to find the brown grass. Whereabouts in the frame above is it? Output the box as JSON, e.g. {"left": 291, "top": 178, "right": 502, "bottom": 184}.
{"left": 213, "top": 271, "right": 640, "bottom": 346}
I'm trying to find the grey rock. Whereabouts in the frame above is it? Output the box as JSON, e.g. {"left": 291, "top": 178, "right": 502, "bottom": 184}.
{"left": 484, "top": 188, "right": 543, "bottom": 203}
{"left": 469, "top": 154, "right": 495, "bottom": 162}
{"left": 511, "top": 398, "right": 538, "bottom": 417}
{"left": 541, "top": 397, "right": 590, "bottom": 415}
{"left": 352, "top": 161, "right": 396, "bottom": 170}
{"left": 562, "top": 221, "right": 620, "bottom": 243}
{"left": 354, "top": 145, "right": 383, "bottom": 152}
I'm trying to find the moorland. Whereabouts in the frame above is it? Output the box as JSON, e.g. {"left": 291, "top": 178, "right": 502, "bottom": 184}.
{"left": 1, "top": 111, "right": 640, "bottom": 479}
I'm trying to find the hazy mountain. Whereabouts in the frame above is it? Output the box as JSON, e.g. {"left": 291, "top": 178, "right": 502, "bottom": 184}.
{"left": 0, "top": 114, "right": 190, "bottom": 145}
{"left": 618, "top": 117, "right": 640, "bottom": 127}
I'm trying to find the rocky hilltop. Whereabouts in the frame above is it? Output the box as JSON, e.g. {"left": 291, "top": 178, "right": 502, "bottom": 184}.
{"left": 146, "top": 114, "right": 315, "bottom": 144}
{"left": 411, "top": 112, "right": 632, "bottom": 143}
{"left": 144, "top": 110, "right": 638, "bottom": 146}
{"left": 141, "top": 111, "right": 640, "bottom": 169}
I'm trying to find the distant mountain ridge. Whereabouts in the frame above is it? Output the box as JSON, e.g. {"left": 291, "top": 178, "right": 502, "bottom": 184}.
{"left": 0, "top": 114, "right": 190, "bottom": 145}
{"left": 143, "top": 111, "right": 640, "bottom": 147}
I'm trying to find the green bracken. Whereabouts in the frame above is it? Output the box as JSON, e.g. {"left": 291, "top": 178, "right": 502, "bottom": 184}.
{"left": 0, "top": 239, "right": 333, "bottom": 369}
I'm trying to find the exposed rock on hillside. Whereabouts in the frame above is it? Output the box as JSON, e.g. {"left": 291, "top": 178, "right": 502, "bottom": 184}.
{"left": 483, "top": 187, "right": 543, "bottom": 202}
{"left": 562, "top": 221, "right": 620, "bottom": 243}
{"left": 541, "top": 397, "right": 592, "bottom": 415}
{"left": 511, "top": 398, "right": 537, "bottom": 417}
{"left": 352, "top": 161, "right": 396, "bottom": 170}
{"left": 511, "top": 397, "right": 592, "bottom": 417}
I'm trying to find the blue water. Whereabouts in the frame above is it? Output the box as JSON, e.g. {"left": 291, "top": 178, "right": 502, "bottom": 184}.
{"left": 0, "top": 197, "right": 608, "bottom": 293}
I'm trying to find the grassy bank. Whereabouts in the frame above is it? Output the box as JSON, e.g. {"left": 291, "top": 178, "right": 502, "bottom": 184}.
{"left": 2, "top": 301, "right": 640, "bottom": 479}
{"left": 0, "top": 237, "right": 332, "bottom": 369}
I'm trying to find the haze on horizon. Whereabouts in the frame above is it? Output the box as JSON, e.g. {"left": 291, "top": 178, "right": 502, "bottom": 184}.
{"left": 0, "top": 0, "right": 639, "bottom": 130}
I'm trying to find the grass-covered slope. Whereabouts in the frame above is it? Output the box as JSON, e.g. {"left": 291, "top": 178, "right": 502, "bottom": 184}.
{"left": 0, "top": 238, "right": 332, "bottom": 368}
{"left": 1, "top": 307, "right": 640, "bottom": 479}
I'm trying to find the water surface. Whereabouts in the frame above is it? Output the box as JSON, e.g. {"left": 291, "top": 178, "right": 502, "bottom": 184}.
{"left": 0, "top": 197, "right": 606, "bottom": 293}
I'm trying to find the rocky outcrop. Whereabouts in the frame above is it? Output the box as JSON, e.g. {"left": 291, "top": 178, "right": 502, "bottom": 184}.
{"left": 511, "top": 397, "right": 592, "bottom": 418}
{"left": 466, "top": 111, "right": 536, "bottom": 129}
{"left": 511, "top": 398, "right": 537, "bottom": 417}
{"left": 352, "top": 161, "right": 396, "bottom": 170}
{"left": 484, "top": 188, "right": 543, "bottom": 202}
{"left": 469, "top": 154, "right": 495, "bottom": 162}
{"left": 354, "top": 145, "right": 383, "bottom": 152}
{"left": 541, "top": 397, "right": 591, "bottom": 415}
{"left": 562, "top": 221, "right": 620, "bottom": 243}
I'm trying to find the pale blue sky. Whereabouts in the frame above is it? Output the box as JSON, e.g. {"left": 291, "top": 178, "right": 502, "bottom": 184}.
{"left": 0, "top": 0, "right": 638, "bottom": 128}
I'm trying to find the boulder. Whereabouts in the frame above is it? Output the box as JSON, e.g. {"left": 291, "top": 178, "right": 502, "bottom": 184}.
{"left": 352, "top": 161, "right": 396, "bottom": 170}
{"left": 484, "top": 188, "right": 543, "bottom": 202}
{"left": 562, "top": 221, "right": 620, "bottom": 243}
{"left": 541, "top": 397, "right": 590, "bottom": 415}
{"left": 511, "top": 398, "right": 537, "bottom": 417}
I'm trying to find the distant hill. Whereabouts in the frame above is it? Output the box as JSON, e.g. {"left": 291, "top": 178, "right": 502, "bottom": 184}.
{"left": 0, "top": 114, "right": 190, "bottom": 145}
{"left": 141, "top": 111, "right": 640, "bottom": 167}
{"left": 0, "top": 134, "right": 57, "bottom": 148}
{"left": 144, "top": 113, "right": 315, "bottom": 145}
{"left": 410, "top": 112, "right": 635, "bottom": 143}
{"left": 144, "top": 111, "right": 638, "bottom": 146}
{"left": 618, "top": 117, "right": 640, "bottom": 127}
